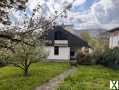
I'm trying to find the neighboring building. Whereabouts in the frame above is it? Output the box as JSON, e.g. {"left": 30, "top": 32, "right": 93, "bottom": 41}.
{"left": 108, "top": 27, "right": 119, "bottom": 48}
{"left": 44, "top": 26, "right": 89, "bottom": 61}
{"left": 98, "top": 31, "right": 110, "bottom": 48}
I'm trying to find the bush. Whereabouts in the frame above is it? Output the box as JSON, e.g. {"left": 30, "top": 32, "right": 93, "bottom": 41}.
{"left": 92, "top": 50, "right": 104, "bottom": 64}
{"left": 76, "top": 47, "right": 119, "bottom": 67}
{"left": 99, "top": 47, "right": 119, "bottom": 68}
{"left": 0, "top": 60, "right": 6, "bottom": 67}
{"left": 76, "top": 49, "right": 96, "bottom": 65}
{"left": 0, "top": 50, "right": 9, "bottom": 67}
{"left": 92, "top": 47, "right": 119, "bottom": 68}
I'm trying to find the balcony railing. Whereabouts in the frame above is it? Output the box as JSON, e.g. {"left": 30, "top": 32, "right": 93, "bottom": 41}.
{"left": 54, "top": 40, "right": 68, "bottom": 45}
{"left": 45, "top": 40, "right": 68, "bottom": 46}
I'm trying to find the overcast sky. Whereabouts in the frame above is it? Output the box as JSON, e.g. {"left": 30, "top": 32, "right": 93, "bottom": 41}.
{"left": 10, "top": 0, "right": 119, "bottom": 30}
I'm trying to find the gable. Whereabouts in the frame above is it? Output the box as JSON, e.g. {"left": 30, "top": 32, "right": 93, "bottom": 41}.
{"left": 47, "top": 26, "right": 90, "bottom": 48}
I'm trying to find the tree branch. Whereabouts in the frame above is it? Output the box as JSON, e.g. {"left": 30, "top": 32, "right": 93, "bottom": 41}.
{"left": 8, "top": 61, "right": 25, "bottom": 70}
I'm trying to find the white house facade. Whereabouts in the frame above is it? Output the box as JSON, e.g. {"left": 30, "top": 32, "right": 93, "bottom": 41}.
{"left": 46, "top": 40, "right": 70, "bottom": 60}
{"left": 43, "top": 26, "right": 89, "bottom": 61}
{"left": 109, "top": 28, "right": 119, "bottom": 48}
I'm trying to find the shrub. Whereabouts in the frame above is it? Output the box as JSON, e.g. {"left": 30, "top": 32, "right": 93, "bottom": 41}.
{"left": 0, "top": 50, "right": 9, "bottom": 67}
{"left": 103, "top": 47, "right": 119, "bottom": 67}
{"left": 76, "top": 49, "right": 96, "bottom": 65}
{"left": 100, "top": 47, "right": 119, "bottom": 68}
{"left": 76, "top": 47, "right": 119, "bottom": 67}
{"left": 0, "top": 60, "right": 6, "bottom": 67}
{"left": 92, "top": 50, "right": 104, "bottom": 65}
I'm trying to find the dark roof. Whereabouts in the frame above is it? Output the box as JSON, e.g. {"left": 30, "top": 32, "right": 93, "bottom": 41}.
{"left": 46, "top": 26, "right": 91, "bottom": 48}
{"left": 108, "top": 27, "right": 119, "bottom": 32}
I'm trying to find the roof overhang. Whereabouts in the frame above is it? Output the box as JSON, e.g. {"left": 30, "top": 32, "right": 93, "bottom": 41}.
{"left": 108, "top": 27, "right": 119, "bottom": 33}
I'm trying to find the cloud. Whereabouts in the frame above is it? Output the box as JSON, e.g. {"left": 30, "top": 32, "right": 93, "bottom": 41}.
{"left": 73, "top": 0, "right": 86, "bottom": 6}
{"left": 9, "top": 0, "right": 119, "bottom": 29}
{"left": 91, "top": 0, "right": 119, "bottom": 28}
{"left": 68, "top": 0, "right": 119, "bottom": 29}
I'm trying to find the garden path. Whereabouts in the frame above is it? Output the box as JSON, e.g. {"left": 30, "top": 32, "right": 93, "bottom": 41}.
{"left": 35, "top": 66, "right": 77, "bottom": 90}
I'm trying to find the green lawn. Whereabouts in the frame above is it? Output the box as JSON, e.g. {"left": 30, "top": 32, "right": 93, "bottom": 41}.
{"left": 0, "top": 62, "right": 69, "bottom": 90}
{"left": 58, "top": 65, "right": 119, "bottom": 90}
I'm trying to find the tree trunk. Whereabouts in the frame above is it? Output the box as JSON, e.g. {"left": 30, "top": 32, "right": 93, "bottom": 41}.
{"left": 24, "top": 66, "right": 29, "bottom": 77}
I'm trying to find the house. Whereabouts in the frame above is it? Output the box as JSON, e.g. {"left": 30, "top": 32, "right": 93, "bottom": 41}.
{"left": 108, "top": 27, "right": 119, "bottom": 48}
{"left": 98, "top": 31, "right": 110, "bottom": 48}
{"left": 44, "top": 26, "right": 90, "bottom": 61}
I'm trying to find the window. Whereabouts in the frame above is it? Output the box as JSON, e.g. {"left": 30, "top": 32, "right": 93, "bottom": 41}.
{"left": 55, "top": 31, "right": 62, "bottom": 40}
{"left": 70, "top": 51, "right": 75, "bottom": 56}
{"left": 54, "top": 46, "right": 59, "bottom": 55}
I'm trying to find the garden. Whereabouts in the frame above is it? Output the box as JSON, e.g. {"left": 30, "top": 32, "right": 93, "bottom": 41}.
{"left": 0, "top": 62, "right": 69, "bottom": 90}
{"left": 0, "top": 1, "right": 119, "bottom": 90}
{"left": 58, "top": 65, "right": 119, "bottom": 90}
{"left": 57, "top": 35, "right": 119, "bottom": 90}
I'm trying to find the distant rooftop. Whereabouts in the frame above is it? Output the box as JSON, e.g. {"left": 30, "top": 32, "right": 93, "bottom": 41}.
{"left": 108, "top": 27, "right": 119, "bottom": 32}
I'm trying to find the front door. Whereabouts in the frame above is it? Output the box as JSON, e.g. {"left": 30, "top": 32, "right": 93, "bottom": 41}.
{"left": 70, "top": 48, "right": 75, "bottom": 60}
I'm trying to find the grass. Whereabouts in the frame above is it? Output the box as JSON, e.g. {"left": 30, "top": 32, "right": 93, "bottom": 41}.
{"left": 58, "top": 65, "right": 119, "bottom": 90}
{"left": 0, "top": 62, "right": 69, "bottom": 90}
